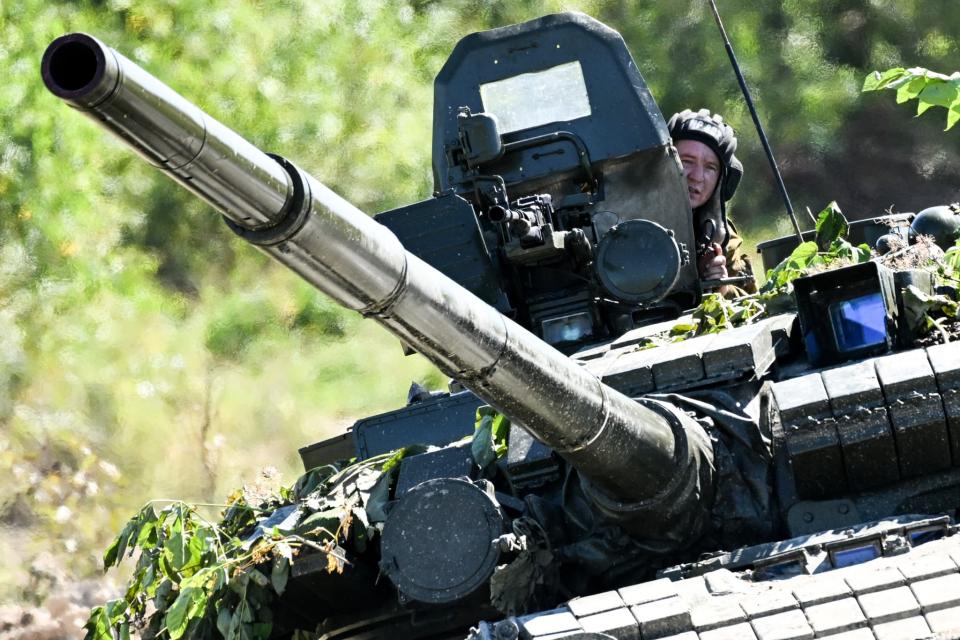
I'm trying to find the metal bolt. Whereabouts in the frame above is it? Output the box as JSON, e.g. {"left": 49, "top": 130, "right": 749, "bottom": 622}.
{"left": 494, "top": 619, "right": 519, "bottom": 640}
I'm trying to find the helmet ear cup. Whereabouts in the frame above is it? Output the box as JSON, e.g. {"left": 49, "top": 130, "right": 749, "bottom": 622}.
{"left": 722, "top": 156, "right": 742, "bottom": 202}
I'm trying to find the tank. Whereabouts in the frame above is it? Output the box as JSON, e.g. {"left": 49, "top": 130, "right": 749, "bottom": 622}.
{"left": 40, "top": 13, "right": 960, "bottom": 640}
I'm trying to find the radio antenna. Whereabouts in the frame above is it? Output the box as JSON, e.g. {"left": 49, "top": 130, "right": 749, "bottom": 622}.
{"left": 707, "top": 0, "right": 804, "bottom": 242}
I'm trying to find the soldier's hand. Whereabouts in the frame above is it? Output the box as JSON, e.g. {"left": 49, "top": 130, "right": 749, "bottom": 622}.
{"left": 698, "top": 243, "right": 728, "bottom": 281}
{"left": 698, "top": 244, "right": 731, "bottom": 296}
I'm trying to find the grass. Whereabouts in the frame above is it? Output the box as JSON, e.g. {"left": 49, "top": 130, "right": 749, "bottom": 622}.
{"left": 0, "top": 255, "right": 441, "bottom": 603}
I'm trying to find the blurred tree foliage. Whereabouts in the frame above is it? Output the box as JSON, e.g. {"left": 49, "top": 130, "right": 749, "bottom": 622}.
{"left": 863, "top": 67, "right": 960, "bottom": 130}
{"left": 1, "top": 0, "right": 958, "bottom": 602}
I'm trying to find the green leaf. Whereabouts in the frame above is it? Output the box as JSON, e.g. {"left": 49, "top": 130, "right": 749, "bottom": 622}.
{"left": 104, "top": 599, "right": 128, "bottom": 621}
{"left": 917, "top": 81, "right": 960, "bottom": 111}
{"left": 294, "top": 510, "right": 340, "bottom": 537}
{"left": 154, "top": 579, "right": 174, "bottom": 609}
{"left": 491, "top": 411, "right": 510, "bottom": 458}
{"left": 160, "top": 544, "right": 182, "bottom": 583}
{"left": 216, "top": 607, "right": 233, "bottom": 637}
{"left": 363, "top": 469, "right": 394, "bottom": 523}
{"left": 948, "top": 105, "right": 960, "bottom": 131}
{"left": 248, "top": 568, "right": 270, "bottom": 589}
{"left": 247, "top": 581, "right": 268, "bottom": 608}
{"left": 350, "top": 505, "right": 372, "bottom": 552}
{"left": 945, "top": 244, "right": 960, "bottom": 271}
{"left": 83, "top": 606, "right": 112, "bottom": 640}
{"left": 165, "top": 586, "right": 207, "bottom": 640}
{"left": 787, "top": 241, "right": 819, "bottom": 268}
{"left": 896, "top": 75, "right": 926, "bottom": 103}
{"left": 270, "top": 556, "right": 289, "bottom": 596}
{"left": 472, "top": 406, "right": 510, "bottom": 469}
{"left": 253, "top": 622, "right": 273, "bottom": 640}
{"left": 814, "top": 202, "right": 848, "bottom": 251}
{"left": 229, "top": 570, "right": 250, "bottom": 597}
{"left": 761, "top": 239, "right": 819, "bottom": 293}
{"left": 240, "top": 597, "right": 255, "bottom": 622}
{"left": 866, "top": 67, "right": 960, "bottom": 131}
{"left": 902, "top": 285, "right": 935, "bottom": 335}
{"left": 380, "top": 448, "right": 407, "bottom": 474}
{"left": 901, "top": 285, "right": 960, "bottom": 335}
{"left": 103, "top": 505, "right": 161, "bottom": 569}
{"left": 214, "top": 567, "right": 230, "bottom": 592}
{"left": 136, "top": 518, "right": 158, "bottom": 548}
{"left": 273, "top": 539, "right": 293, "bottom": 562}
{"left": 862, "top": 67, "right": 906, "bottom": 92}
{"left": 184, "top": 529, "right": 209, "bottom": 571}
{"left": 691, "top": 293, "right": 735, "bottom": 335}
{"left": 165, "top": 531, "right": 187, "bottom": 572}
{"left": 103, "top": 533, "right": 124, "bottom": 570}
{"left": 669, "top": 322, "right": 697, "bottom": 335}
{"left": 292, "top": 465, "right": 337, "bottom": 500}
{"left": 226, "top": 600, "right": 244, "bottom": 640}
{"left": 472, "top": 412, "right": 494, "bottom": 469}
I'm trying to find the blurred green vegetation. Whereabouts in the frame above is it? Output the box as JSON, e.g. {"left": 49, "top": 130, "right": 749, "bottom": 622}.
{"left": 1, "top": 0, "right": 957, "bottom": 604}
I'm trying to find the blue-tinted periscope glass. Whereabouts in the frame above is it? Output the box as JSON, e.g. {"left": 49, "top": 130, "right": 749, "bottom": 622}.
{"left": 829, "top": 293, "right": 887, "bottom": 352}
{"left": 832, "top": 544, "right": 880, "bottom": 568}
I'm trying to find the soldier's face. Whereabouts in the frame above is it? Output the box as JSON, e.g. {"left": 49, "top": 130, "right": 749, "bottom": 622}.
{"left": 677, "top": 139, "right": 721, "bottom": 209}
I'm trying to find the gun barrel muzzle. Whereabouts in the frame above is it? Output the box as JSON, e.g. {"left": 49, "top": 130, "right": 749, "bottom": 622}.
{"left": 42, "top": 33, "right": 292, "bottom": 228}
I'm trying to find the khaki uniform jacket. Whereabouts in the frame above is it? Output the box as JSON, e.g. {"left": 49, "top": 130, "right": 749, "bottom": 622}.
{"left": 724, "top": 218, "right": 757, "bottom": 296}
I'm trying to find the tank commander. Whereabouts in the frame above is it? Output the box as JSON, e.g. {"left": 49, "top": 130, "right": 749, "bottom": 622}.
{"left": 668, "top": 108, "right": 756, "bottom": 296}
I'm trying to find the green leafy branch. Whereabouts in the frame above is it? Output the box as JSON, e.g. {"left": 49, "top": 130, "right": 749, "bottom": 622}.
{"left": 86, "top": 500, "right": 275, "bottom": 640}
{"left": 87, "top": 498, "right": 304, "bottom": 640}
{"left": 472, "top": 406, "right": 511, "bottom": 470}
{"left": 761, "top": 202, "right": 872, "bottom": 293}
{"left": 85, "top": 397, "right": 518, "bottom": 640}
{"left": 940, "top": 238, "right": 960, "bottom": 283}
{"left": 667, "top": 203, "right": 868, "bottom": 341}
{"left": 901, "top": 285, "right": 959, "bottom": 343}
{"left": 84, "top": 452, "right": 406, "bottom": 640}
{"left": 863, "top": 67, "right": 960, "bottom": 130}
{"left": 901, "top": 236, "right": 960, "bottom": 342}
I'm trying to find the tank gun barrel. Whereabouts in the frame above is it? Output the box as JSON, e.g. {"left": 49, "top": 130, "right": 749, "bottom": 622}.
{"left": 41, "top": 33, "right": 712, "bottom": 528}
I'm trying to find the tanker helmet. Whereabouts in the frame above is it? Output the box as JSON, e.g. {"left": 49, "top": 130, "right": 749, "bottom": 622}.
{"left": 909, "top": 204, "right": 960, "bottom": 249}
{"left": 668, "top": 108, "right": 743, "bottom": 202}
